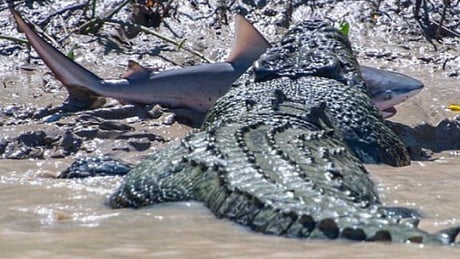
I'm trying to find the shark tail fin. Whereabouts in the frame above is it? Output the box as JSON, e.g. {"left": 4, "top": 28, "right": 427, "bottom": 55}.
{"left": 9, "top": 6, "right": 103, "bottom": 108}
{"left": 225, "top": 15, "right": 271, "bottom": 68}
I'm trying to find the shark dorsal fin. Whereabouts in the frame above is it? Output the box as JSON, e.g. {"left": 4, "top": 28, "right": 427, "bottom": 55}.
{"left": 225, "top": 15, "right": 271, "bottom": 68}
{"left": 123, "top": 60, "right": 151, "bottom": 80}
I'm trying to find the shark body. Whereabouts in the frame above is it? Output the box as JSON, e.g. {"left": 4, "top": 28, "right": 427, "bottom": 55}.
{"left": 10, "top": 7, "right": 270, "bottom": 114}
{"left": 11, "top": 7, "right": 423, "bottom": 120}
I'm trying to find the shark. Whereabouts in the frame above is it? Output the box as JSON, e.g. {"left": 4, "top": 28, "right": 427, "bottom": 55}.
{"left": 9, "top": 7, "right": 271, "bottom": 116}
{"left": 10, "top": 7, "right": 423, "bottom": 121}
{"left": 361, "top": 65, "right": 424, "bottom": 118}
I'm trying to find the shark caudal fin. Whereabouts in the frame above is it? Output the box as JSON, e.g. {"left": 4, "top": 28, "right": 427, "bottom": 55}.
{"left": 225, "top": 15, "right": 271, "bottom": 68}
{"left": 9, "top": 6, "right": 102, "bottom": 107}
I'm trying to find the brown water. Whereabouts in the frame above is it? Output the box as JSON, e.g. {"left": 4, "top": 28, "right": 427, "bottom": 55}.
{"left": 1, "top": 66, "right": 460, "bottom": 258}
{"left": 2, "top": 5, "right": 460, "bottom": 258}
{"left": 1, "top": 158, "right": 460, "bottom": 258}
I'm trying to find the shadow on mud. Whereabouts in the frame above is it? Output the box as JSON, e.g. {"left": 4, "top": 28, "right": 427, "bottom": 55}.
{"left": 388, "top": 117, "right": 460, "bottom": 160}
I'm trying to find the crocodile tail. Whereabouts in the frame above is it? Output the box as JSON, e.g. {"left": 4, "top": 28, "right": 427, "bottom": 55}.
{"left": 9, "top": 6, "right": 102, "bottom": 108}
{"left": 225, "top": 15, "right": 271, "bottom": 69}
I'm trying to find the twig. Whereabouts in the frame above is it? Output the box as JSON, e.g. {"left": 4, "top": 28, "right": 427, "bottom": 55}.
{"left": 90, "top": 0, "right": 97, "bottom": 18}
{"left": 77, "top": 0, "right": 130, "bottom": 34}
{"left": 37, "top": 3, "right": 87, "bottom": 26}
{"left": 433, "top": 20, "right": 460, "bottom": 38}
{"left": 106, "top": 19, "right": 212, "bottom": 63}
{"left": 0, "top": 34, "right": 28, "bottom": 45}
{"left": 0, "top": 0, "right": 24, "bottom": 12}
{"left": 435, "top": 0, "right": 450, "bottom": 39}
{"left": 27, "top": 19, "right": 61, "bottom": 46}
{"left": 414, "top": 0, "right": 422, "bottom": 19}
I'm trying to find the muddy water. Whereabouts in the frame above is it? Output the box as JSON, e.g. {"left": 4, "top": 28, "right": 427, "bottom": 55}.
{"left": 1, "top": 159, "right": 460, "bottom": 258}
{"left": 1, "top": 67, "right": 460, "bottom": 258}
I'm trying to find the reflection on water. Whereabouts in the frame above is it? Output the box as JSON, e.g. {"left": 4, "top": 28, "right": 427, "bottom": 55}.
{"left": 1, "top": 156, "right": 460, "bottom": 257}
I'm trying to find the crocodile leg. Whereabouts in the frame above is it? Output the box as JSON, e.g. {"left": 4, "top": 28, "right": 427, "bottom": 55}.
{"left": 108, "top": 140, "right": 196, "bottom": 208}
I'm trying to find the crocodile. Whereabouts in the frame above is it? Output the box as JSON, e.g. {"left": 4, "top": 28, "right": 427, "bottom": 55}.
{"left": 108, "top": 20, "right": 460, "bottom": 244}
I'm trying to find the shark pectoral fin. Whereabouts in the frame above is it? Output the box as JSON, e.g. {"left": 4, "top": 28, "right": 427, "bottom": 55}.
{"left": 225, "top": 15, "right": 271, "bottom": 68}
{"left": 64, "top": 86, "right": 105, "bottom": 110}
{"left": 122, "top": 60, "right": 152, "bottom": 81}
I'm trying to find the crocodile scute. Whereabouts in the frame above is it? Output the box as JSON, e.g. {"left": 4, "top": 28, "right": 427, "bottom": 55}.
{"left": 108, "top": 20, "right": 460, "bottom": 245}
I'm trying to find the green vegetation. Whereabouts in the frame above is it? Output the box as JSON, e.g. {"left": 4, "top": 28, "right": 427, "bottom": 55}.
{"left": 338, "top": 20, "right": 350, "bottom": 37}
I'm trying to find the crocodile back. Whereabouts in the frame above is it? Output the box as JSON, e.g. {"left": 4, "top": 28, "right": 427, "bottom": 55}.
{"left": 205, "top": 20, "right": 409, "bottom": 166}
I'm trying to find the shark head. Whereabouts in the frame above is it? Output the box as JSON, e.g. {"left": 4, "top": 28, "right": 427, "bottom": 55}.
{"left": 361, "top": 65, "right": 424, "bottom": 118}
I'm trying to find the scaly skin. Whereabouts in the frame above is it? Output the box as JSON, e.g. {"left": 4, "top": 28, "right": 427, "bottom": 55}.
{"left": 108, "top": 21, "right": 459, "bottom": 244}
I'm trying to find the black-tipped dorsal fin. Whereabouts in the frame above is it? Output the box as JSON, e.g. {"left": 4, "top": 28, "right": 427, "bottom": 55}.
{"left": 123, "top": 60, "right": 151, "bottom": 80}
{"left": 225, "top": 15, "right": 271, "bottom": 68}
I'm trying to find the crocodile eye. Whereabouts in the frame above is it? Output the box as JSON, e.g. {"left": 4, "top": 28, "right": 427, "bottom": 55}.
{"left": 384, "top": 90, "right": 393, "bottom": 100}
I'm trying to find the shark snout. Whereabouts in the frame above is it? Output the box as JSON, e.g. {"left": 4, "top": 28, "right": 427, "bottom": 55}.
{"left": 361, "top": 65, "right": 424, "bottom": 111}
{"left": 372, "top": 84, "right": 423, "bottom": 111}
